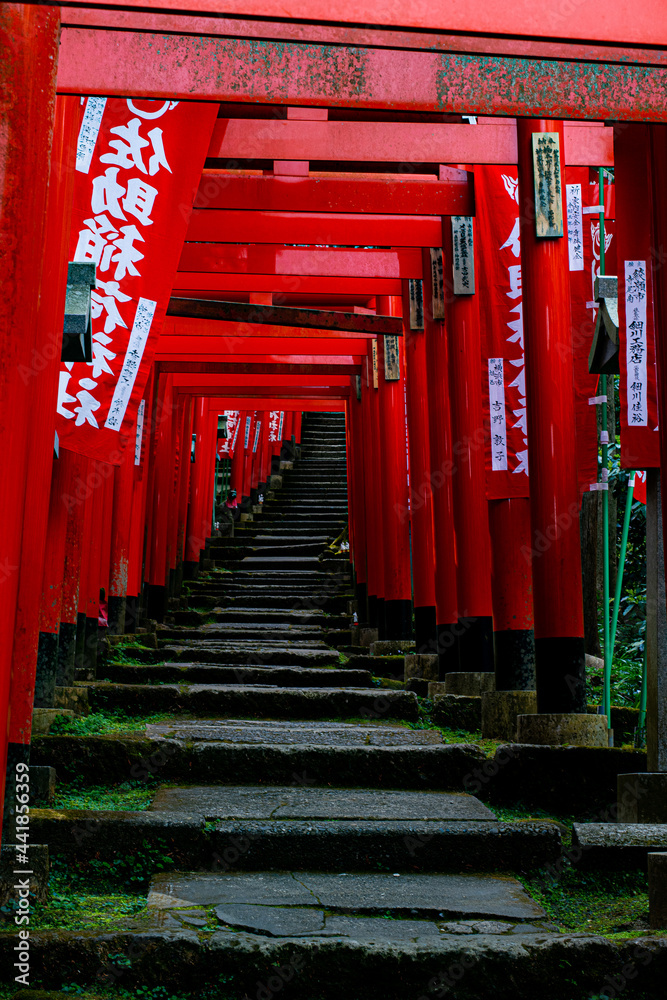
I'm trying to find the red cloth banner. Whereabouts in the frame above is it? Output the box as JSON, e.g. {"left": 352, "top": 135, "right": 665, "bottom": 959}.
{"left": 475, "top": 166, "right": 529, "bottom": 499}
{"left": 217, "top": 410, "right": 240, "bottom": 459}
{"left": 268, "top": 410, "right": 284, "bottom": 443}
{"left": 476, "top": 165, "right": 602, "bottom": 502}
{"left": 56, "top": 97, "right": 217, "bottom": 464}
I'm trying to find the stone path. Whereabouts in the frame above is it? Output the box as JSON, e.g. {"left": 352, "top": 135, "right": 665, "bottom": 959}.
{"left": 21, "top": 411, "right": 637, "bottom": 995}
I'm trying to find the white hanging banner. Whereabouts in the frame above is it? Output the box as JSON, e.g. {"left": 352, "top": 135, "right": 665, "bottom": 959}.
{"left": 488, "top": 358, "right": 508, "bottom": 471}
{"left": 566, "top": 183, "right": 584, "bottom": 272}
{"left": 625, "top": 260, "right": 648, "bottom": 428}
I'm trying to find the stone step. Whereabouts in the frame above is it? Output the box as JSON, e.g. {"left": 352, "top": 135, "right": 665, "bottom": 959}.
{"left": 32, "top": 725, "right": 484, "bottom": 788}
{"left": 103, "top": 663, "right": 373, "bottom": 687}
{"left": 88, "top": 683, "right": 420, "bottom": 720}
{"left": 155, "top": 625, "right": 328, "bottom": 642}
{"left": 572, "top": 823, "right": 667, "bottom": 870}
{"left": 162, "top": 643, "right": 339, "bottom": 665}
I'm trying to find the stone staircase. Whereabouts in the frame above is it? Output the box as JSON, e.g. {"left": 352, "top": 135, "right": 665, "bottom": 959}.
{"left": 13, "top": 411, "right": 585, "bottom": 996}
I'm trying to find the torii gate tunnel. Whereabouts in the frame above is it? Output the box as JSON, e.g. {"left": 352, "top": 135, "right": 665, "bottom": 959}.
{"left": 2, "top": 0, "right": 667, "bottom": 837}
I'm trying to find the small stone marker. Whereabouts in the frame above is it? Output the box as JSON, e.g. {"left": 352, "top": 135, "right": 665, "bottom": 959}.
{"left": 531, "top": 131, "right": 563, "bottom": 237}
{"left": 649, "top": 852, "right": 667, "bottom": 928}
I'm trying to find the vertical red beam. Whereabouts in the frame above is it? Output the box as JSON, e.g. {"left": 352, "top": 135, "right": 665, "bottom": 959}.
{"left": 377, "top": 297, "right": 412, "bottom": 639}
{"left": 125, "top": 371, "right": 155, "bottom": 630}
{"left": 185, "top": 400, "right": 209, "bottom": 573}
{"left": 283, "top": 410, "right": 295, "bottom": 461}
{"left": 242, "top": 410, "right": 257, "bottom": 505}
{"left": 293, "top": 411, "right": 303, "bottom": 446}
{"left": 108, "top": 436, "right": 136, "bottom": 634}
{"left": 230, "top": 408, "right": 247, "bottom": 500}
{"left": 489, "top": 498, "right": 535, "bottom": 689}
{"left": 349, "top": 388, "right": 368, "bottom": 617}
{"left": 99, "top": 467, "right": 114, "bottom": 608}
{"left": 259, "top": 411, "right": 272, "bottom": 491}
{"left": 0, "top": 7, "right": 60, "bottom": 832}
{"left": 175, "top": 396, "right": 194, "bottom": 581}
{"left": 146, "top": 374, "right": 174, "bottom": 620}
{"left": 444, "top": 221, "right": 494, "bottom": 672}
{"left": 202, "top": 408, "right": 218, "bottom": 536}
{"left": 402, "top": 281, "right": 438, "bottom": 653}
{"left": 38, "top": 457, "right": 71, "bottom": 687}
{"left": 517, "top": 118, "right": 586, "bottom": 713}
{"left": 58, "top": 454, "right": 89, "bottom": 682}
{"left": 423, "top": 248, "right": 460, "bottom": 675}
{"left": 648, "top": 126, "right": 667, "bottom": 676}
{"left": 362, "top": 350, "right": 384, "bottom": 628}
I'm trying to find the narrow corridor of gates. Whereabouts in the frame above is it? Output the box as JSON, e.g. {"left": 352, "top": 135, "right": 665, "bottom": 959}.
{"left": 3, "top": 2, "right": 667, "bottom": 995}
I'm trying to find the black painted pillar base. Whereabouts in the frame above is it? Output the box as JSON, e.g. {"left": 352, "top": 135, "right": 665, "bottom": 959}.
{"left": 107, "top": 595, "right": 126, "bottom": 636}
{"left": 56, "top": 620, "right": 77, "bottom": 686}
{"left": 535, "top": 635, "right": 587, "bottom": 713}
{"left": 173, "top": 562, "right": 184, "bottom": 598}
{"left": 355, "top": 580, "right": 368, "bottom": 622}
{"left": 494, "top": 628, "right": 536, "bottom": 691}
{"left": 124, "top": 595, "right": 140, "bottom": 634}
{"left": 74, "top": 611, "right": 87, "bottom": 675}
{"left": 182, "top": 560, "right": 199, "bottom": 581}
{"left": 367, "top": 594, "right": 379, "bottom": 628}
{"left": 383, "top": 599, "right": 413, "bottom": 641}
{"left": 76, "top": 616, "right": 99, "bottom": 682}
{"left": 145, "top": 583, "right": 168, "bottom": 623}
{"left": 458, "top": 615, "right": 494, "bottom": 672}
{"left": 34, "top": 631, "right": 59, "bottom": 707}
{"left": 250, "top": 487, "right": 259, "bottom": 505}
{"left": 376, "top": 597, "right": 387, "bottom": 639}
{"left": 437, "top": 623, "right": 461, "bottom": 680}
{"left": 414, "top": 605, "right": 438, "bottom": 654}
{"left": 167, "top": 568, "right": 176, "bottom": 598}
{"left": 2, "top": 742, "right": 30, "bottom": 844}
{"left": 271, "top": 455, "right": 281, "bottom": 475}
{"left": 240, "top": 495, "right": 252, "bottom": 513}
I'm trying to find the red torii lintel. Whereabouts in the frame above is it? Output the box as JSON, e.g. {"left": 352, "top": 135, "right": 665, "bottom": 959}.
{"left": 205, "top": 120, "right": 613, "bottom": 167}
{"left": 172, "top": 273, "right": 403, "bottom": 299}
{"left": 56, "top": 29, "right": 667, "bottom": 122}
{"left": 178, "top": 245, "right": 422, "bottom": 280}
{"left": 156, "top": 335, "right": 370, "bottom": 357}
{"left": 55, "top": 0, "right": 667, "bottom": 49}
{"left": 161, "top": 316, "right": 389, "bottom": 341}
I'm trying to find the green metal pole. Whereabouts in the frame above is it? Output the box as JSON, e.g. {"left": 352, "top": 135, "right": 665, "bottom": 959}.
{"left": 610, "top": 473, "right": 635, "bottom": 654}
{"left": 598, "top": 167, "right": 612, "bottom": 721}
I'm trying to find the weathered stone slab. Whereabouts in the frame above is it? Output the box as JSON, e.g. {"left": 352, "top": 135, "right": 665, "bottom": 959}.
{"left": 146, "top": 718, "right": 443, "bottom": 745}
{"left": 0, "top": 845, "right": 49, "bottom": 906}
{"left": 89, "top": 684, "right": 419, "bottom": 721}
{"left": 572, "top": 823, "right": 667, "bottom": 869}
{"left": 516, "top": 712, "right": 609, "bottom": 747}
{"left": 404, "top": 654, "right": 439, "bottom": 682}
{"left": 482, "top": 691, "right": 537, "bottom": 741}
{"left": 432, "top": 694, "right": 481, "bottom": 731}
{"left": 445, "top": 672, "right": 496, "bottom": 696}
{"left": 371, "top": 640, "right": 415, "bottom": 656}
{"left": 149, "top": 785, "right": 496, "bottom": 821}
{"left": 618, "top": 772, "right": 667, "bottom": 823}
{"left": 28, "top": 810, "right": 205, "bottom": 855}
{"left": 150, "top": 871, "right": 546, "bottom": 921}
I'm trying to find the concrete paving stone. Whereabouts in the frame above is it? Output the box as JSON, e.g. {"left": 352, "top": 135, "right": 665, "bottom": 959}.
{"left": 146, "top": 719, "right": 443, "bottom": 745}
{"left": 572, "top": 822, "right": 667, "bottom": 869}
{"left": 150, "top": 871, "right": 546, "bottom": 921}
{"left": 149, "top": 785, "right": 496, "bottom": 820}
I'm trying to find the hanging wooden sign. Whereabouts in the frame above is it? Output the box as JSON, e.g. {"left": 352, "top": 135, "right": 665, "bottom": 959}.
{"left": 429, "top": 248, "right": 445, "bottom": 319}
{"left": 371, "top": 340, "right": 379, "bottom": 388}
{"left": 408, "top": 278, "right": 424, "bottom": 330}
{"left": 532, "top": 132, "right": 563, "bottom": 238}
{"left": 384, "top": 335, "right": 400, "bottom": 381}
{"left": 451, "top": 216, "right": 475, "bottom": 294}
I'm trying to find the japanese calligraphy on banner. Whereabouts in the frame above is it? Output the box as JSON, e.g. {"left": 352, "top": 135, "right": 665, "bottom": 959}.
{"left": 477, "top": 166, "right": 600, "bottom": 501}
{"left": 624, "top": 261, "right": 649, "bottom": 428}
{"left": 566, "top": 184, "right": 584, "bottom": 271}
{"left": 268, "top": 410, "right": 283, "bottom": 443}
{"left": 217, "top": 411, "right": 240, "bottom": 459}
{"left": 475, "top": 166, "right": 529, "bottom": 499}
{"left": 56, "top": 97, "right": 218, "bottom": 464}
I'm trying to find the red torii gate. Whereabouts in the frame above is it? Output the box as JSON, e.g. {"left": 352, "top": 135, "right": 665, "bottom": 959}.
{"left": 3, "top": 0, "right": 667, "bottom": 839}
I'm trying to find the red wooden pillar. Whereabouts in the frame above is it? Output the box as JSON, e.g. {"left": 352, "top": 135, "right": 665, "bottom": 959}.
{"left": 402, "top": 282, "right": 438, "bottom": 653}
{"left": 517, "top": 119, "right": 586, "bottom": 713}
{"left": 0, "top": 7, "right": 60, "bottom": 833}
{"left": 489, "top": 498, "right": 535, "bottom": 689}
{"left": 108, "top": 433, "right": 137, "bottom": 634}
{"left": 242, "top": 410, "right": 257, "bottom": 506}
{"left": 145, "top": 374, "right": 174, "bottom": 621}
{"left": 293, "top": 411, "right": 303, "bottom": 448}
{"left": 444, "top": 222, "right": 494, "bottom": 672}
{"left": 362, "top": 350, "right": 384, "bottom": 628}
{"left": 202, "top": 408, "right": 218, "bottom": 536}
{"left": 377, "top": 297, "right": 412, "bottom": 639}
{"left": 175, "top": 396, "right": 194, "bottom": 583}
{"left": 125, "top": 373, "right": 154, "bottom": 630}
{"left": 20, "top": 94, "right": 79, "bottom": 710}
{"left": 57, "top": 454, "right": 89, "bottom": 681}
{"left": 38, "top": 456, "right": 71, "bottom": 694}
{"left": 230, "top": 409, "right": 247, "bottom": 501}
{"left": 259, "top": 411, "right": 272, "bottom": 492}
{"left": 185, "top": 398, "right": 210, "bottom": 574}
{"left": 282, "top": 411, "right": 295, "bottom": 461}
{"left": 423, "top": 250, "right": 460, "bottom": 675}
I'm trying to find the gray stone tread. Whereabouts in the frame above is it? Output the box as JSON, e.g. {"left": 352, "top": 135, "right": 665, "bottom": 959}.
{"left": 149, "top": 785, "right": 496, "bottom": 820}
